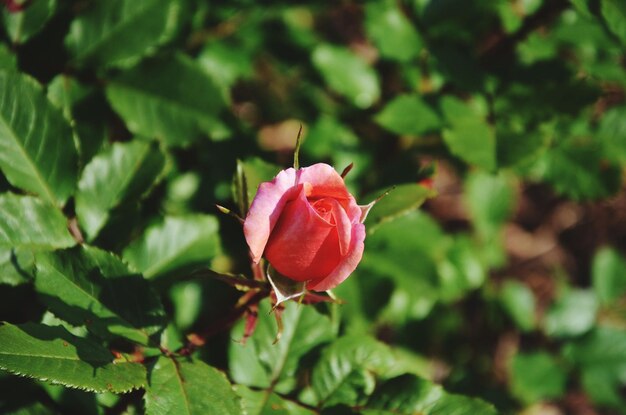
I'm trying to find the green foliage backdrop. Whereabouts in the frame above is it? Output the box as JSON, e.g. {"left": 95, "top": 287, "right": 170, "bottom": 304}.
{"left": 1, "top": 0, "right": 625, "bottom": 414}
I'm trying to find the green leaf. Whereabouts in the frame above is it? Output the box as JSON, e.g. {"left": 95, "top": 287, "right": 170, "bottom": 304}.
{"left": 164, "top": 171, "right": 200, "bottom": 214}
{"left": 436, "top": 236, "right": 486, "bottom": 302}
{"left": 364, "top": 184, "right": 436, "bottom": 233}
{"left": 563, "top": 327, "right": 626, "bottom": 408}
{"left": 566, "top": 327, "right": 626, "bottom": 367}
{"left": 362, "top": 374, "right": 498, "bottom": 415}
{"left": 305, "top": 117, "right": 360, "bottom": 158}
{"left": 364, "top": 0, "right": 422, "bottom": 62}
{"left": 312, "top": 44, "right": 380, "bottom": 109}
{"left": 228, "top": 323, "right": 270, "bottom": 389}
{"left": 580, "top": 369, "right": 626, "bottom": 411}
{"left": 0, "top": 323, "right": 146, "bottom": 393}
{"left": 495, "top": 126, "right": 549, "bottom": 168}
{"left": 367, "top": 209, "right": 444, "bottom": 259}
{"left": 2, "top": 0, "right": 57, "bottom": 44}
{"left": 235, "top": 385, "right": 315, "bottom": 415}
{"left": 374, "top": 94, "right": 441, "bottom": 136}
{"left": 570, "top": 0, "right": 594, "bottom": 18}
{"left": 0, "top": 191, "right": 75, "bottom": 287}
{"left": 360, "top": 210, "right": 487, "bottom": 324}
{"left": 0, "top": 70, "right": 78, "bottom": 206}
{"left": 356, "top": 255, "right": 438, "bottom": 325}
{"left": 592, "top": 247, "right": 626, "bottom": 306}
{"left": 601, "top": 0, "right": 626, "bottom": 45}
{"left": 360, "top": 212, "right": 443, "bottom": 323}
{"left": 197, "top": 41, "right": 254, "bottom": 91}
{"left": 426, "top": 394, "right": 499, "bottom": 415}
{"left": 303, "top": 117, "right": 367, "bottom": 183}
{"left": 531, "top": 137, "right": 621, "bottom": 200}
{"left": 145, "top": 356, "right": 242, "bottom": 415}
{"left": 383, "top": 348, "right": 434, "bottom": 381}
{"left": 441, "top": 96, "right": 496, "bottom": 171}
{"left": 3, "top": 402, "right": 55, "bottom": 415}
{"left": 75, "top": 140, "right": 165, "bottom": 240}
{"left": 544, "top": 288, "right": 598, "bottom": 338}
{"left": 0, "top": 44, "right": 17, "bottom": 70}
{"left": 46, "top": 75, "right": 93, "bottom": 118}
{"left": 305, "top": 117, "right": 371, "bottom": 190}
{"left": 500, "top": 280, "right": 536, "bottom": 332}
{"left": 122, "top": 215, "right": 221, "bottom": 280}
{"left": 312, "top": 335, "right": 395, "bottom": 407}
{"left": 34, "top": 246, "right": 165, "bottom": 345}
{"left": 0, "top": 248, "right": 34, "bottom": 286}
{"left": 230, "top": 300, "right": 335, "bottom": 393}
{"left": 46, "top": 74, "right": 108, "bottom": 163}
{"left": 106, "top": 53, "right": 228, "bottom": 146}
{"left": 40, "top": 310, "right": 88, "bottom": 338}
{"left": 169, "top": 281, "right": 203, "bottom": 330}
{"left": 0, "top": 193, "right": 74, "bottom": 250}
{"left": 65, "top": 0, "right": 184, "bottom": 69}
{"left": 281, "top": 7, "right": 318, "bottom": 49}
{"left": 598, "top": 106, "right": 626, "bottom": 164}
{"left": 464, "top": 171, "right": 515, "bottom": 235}
{"left": 508, "top": 352, "right": 567, "bottom": 404}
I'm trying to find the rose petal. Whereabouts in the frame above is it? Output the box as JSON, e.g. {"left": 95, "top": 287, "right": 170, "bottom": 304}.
{"left": 306, "top": 222, "right": 366, "bottom": 292}
{"left": 298, "top": 163, "right": 351, "bottom": 200}
{"left": 311, "top": 199, "right": 334, "bottom": 224}
{"left": 328, "top": 198, "right": 352, "bottom": 256}
{"left": 243, "top": 168, "right": 297, "bottom": 263}
{"left": 264, "top": 186, "right": 342, "bottom": 281}
{"left": 298, "top": 163, "right": 362, "bottom": 222}
{"left": 347, "top": 199, "right": 363, "bottom": 223}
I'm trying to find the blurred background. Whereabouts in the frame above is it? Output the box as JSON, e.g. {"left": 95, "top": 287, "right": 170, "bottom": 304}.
{"left": 1, "top": 0, "right": 626, "bottom": 414}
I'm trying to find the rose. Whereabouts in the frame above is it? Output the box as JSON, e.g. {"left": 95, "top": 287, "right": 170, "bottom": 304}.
{"left": 243, "top": 163, "right": 368, "bottom": 291}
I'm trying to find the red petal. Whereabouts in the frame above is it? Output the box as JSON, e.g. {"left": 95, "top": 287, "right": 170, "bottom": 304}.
{"left": 307, "top": 223, "right": 365, "bottom": 291}
{"left": 264, "top": 187, "right": 341, "bottom": 281}
{"left": 328, "top": 198, "right": 352, "bottom": 256}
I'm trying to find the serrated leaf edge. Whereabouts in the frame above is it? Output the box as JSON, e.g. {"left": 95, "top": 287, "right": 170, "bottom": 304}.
{"left": 0, "top": 363, "right": 146, "bottom": 394}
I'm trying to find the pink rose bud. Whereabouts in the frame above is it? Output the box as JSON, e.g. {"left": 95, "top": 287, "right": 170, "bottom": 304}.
{"left": 244, "top": 163, "right": 369, "bottom": 291}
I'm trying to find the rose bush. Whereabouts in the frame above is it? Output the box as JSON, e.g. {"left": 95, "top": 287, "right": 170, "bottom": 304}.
{"left": 244, "top": 163, "right": 368, "bottom": 291}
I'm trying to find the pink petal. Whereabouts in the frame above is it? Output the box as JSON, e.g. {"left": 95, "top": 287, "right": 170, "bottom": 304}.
{"left": 306, "top": 222, "right": 366, "bottom": 292}
{"left": 298, "top": 163, "right": 362, "bottom": 222}
{"left": 328, "top": 198, "right": 352, "bottom": 256}
{"left": 345, "top": 197, "right": 363, "bottom": 224}
{"left": 264, "top": 186, "right": 341, "bottom": 281}
{"left": 298, "top": 163, "right": 351, "bottom": 200}
{"left": 243, "top": 168, "right": 297, "bottom": 263}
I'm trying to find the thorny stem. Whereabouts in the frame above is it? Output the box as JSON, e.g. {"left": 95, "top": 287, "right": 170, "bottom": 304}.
{"left": 192, "top": 269, "right": 267, "bottom": 290}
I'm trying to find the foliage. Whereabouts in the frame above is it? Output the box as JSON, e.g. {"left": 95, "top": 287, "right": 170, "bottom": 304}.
{"left": 1, "top": 0, "right": 626, "bottom": 414}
